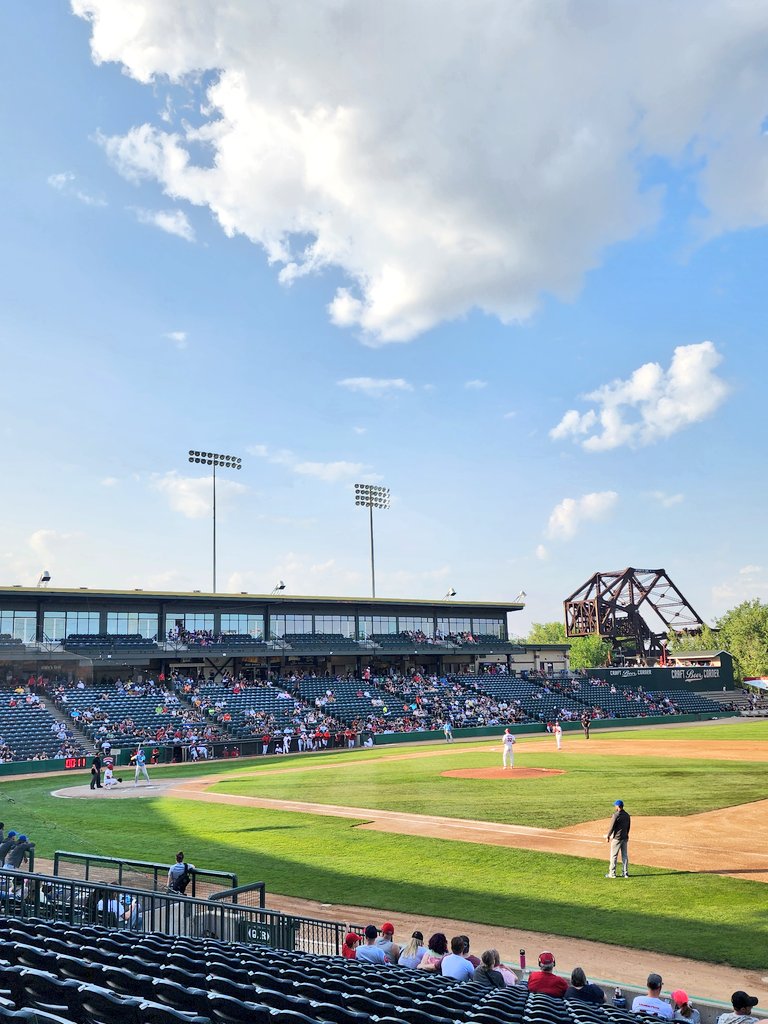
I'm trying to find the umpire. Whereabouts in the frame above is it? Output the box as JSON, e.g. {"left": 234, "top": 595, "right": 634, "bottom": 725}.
{"left": 605, "top": 799, "right": 631, "bottom": 878}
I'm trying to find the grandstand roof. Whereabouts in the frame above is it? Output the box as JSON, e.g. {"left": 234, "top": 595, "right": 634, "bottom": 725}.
{"left": 0, "top": 585, "right": 523, "bottom": 613}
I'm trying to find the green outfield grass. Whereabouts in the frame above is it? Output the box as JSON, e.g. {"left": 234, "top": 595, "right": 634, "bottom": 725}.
{"left": 209, "top": 730, "right": 768, "bottom": 828}
{"left": 3, "top": 719, "right": 767, "bottom": 970}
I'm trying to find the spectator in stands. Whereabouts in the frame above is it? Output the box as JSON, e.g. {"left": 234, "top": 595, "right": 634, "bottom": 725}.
{"left": 528, "top": 951, "right": 568, "bottom": 996}
{"left": 418, "top": 933, "right": 448, "bottom": 972}
{"left": 472, "top": 949, "right": 506, "bottom": 989}
{"left": 375, "top": 922, "right": 400, "bottom": 963}
{"left": 342, "top": 932, "right": 362, "bottom": 959}
{"left": 460, "top": 935, "right": 480, "bottom": 967}
{"left": 3, "top": 834, "right": 34, "bottom": 870}
{"left": 0, "top": 832, "right": 17, "bottom": 864}
{"left": 441, "top": 936, "right": 475, "bottom": 981}
{"left": 565, "top": 967, "right": 605, "bottom": 1004}
{"left": 671, "top": 990, "right": 700, "bottom": 1024}
{"left": 167, "top": 851, "right": 194, "bottom": 893}
{"left": 355, "top": 924, "right": 389, "bottom": 964}
{"left": 491, "top": 950, "right": 517, "bottom": 986}
{"left": 632, "top": 974, "right": 673, "bottom": 1018}
{"left": 716, "top": 993, "right": 760, "bottom": 1024}
{"left": 398, "top": 930, "right": 428, "bottom": 969}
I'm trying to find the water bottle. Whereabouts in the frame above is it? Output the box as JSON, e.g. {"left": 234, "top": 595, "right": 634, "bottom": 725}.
{"left": 614, "top": 988, "right": 626, "bottom": 1009}
{"left": 519, "top": 948, "right": 526, "bottom": 970}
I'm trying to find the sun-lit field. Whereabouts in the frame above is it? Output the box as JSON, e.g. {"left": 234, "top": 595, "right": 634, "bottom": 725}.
{"left": 7, "top": 718, "right": 768, "bottom": 970}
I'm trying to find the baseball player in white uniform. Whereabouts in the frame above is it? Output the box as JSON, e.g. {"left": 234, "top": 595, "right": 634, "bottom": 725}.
{"left": 554, "top": 723, "right": 563, "bottom": 750}
{"left": 502, "top": 728, "right": 516, "bottom": 769}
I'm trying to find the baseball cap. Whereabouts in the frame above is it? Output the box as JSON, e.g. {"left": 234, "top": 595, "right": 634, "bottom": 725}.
{"left": 614, "top": 800, "right": 624, "bottom": 807}
{"left": 344, "top": 932, "right": 361, "bottom": 946}
{"left": 538, "top": 951, "right": 555, "bottom": 966}
{"left": 381, "top": 922, "right": 394, "bottom": 934}
{"left": 647, "top": 974, "right": 663, "bottom": 989}
{"left": 364, "top": 924, "right": 378, "bottom": 940}
{"left": 732, "top": 993, "right": 759, "bottom": 1010}
{"left": 17, "top": 835, "right": 27, "bottom": 842}
{"left": 671, "top": 991, "right": 689, "bottom": 1006}
{"left": 7, "top": 831, "right": 16, "bottom": 839}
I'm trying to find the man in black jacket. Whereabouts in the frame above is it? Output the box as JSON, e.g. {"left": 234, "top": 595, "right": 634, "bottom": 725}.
{"left": 605, "top": 799, "right": 631, "bottom": 878}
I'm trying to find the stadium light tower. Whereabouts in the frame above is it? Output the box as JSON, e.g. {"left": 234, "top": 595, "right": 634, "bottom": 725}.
{"left": 354, "top": 483, "right": 390, "bottom": 599}
{"left": 187, "top": 450, "right": 243, "bottom": 593}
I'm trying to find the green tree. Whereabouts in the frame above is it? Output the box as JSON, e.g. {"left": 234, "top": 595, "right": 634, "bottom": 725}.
{"left": 667, "top": 625, "right": 719, "bottom": 654}
{"left": 715, "top": 600, "right": 768, "bottom": 680}
{"left": 526, "top": 621, "right": 566, "bottom": 644}
{"left": 569, "top": 634, "right": 611, "bottom": 669}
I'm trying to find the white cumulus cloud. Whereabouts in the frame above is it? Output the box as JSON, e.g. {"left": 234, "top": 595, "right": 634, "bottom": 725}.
{"left": 47, "top": 171, "right": 106, "bottom": 206}
{"left": 550, "top": 342, "right": 729, "bottom": 451}
{"left": 337, "top": 377, "right": 413, "bottom": 397}
{"left": 152, "top": 471, "right": 246, "bottom": 518}
{"left": 134, "top": 207, "right": 195, "bottom": 241}
{"left": 248, "top": 443, "right": 378, "bottom": 483}
{"left": 74, "top": 0, "right": 768, "bottom": 343}
{"left": 649, "top": 490, "right": 684, "bottom": 507}
{"left": 546, "top": 491, "right": 618, "bottom": 541}
{"left": 164, "top": 330, "right": 188, "bottom": 349}
{"left": 464, "top": 379, "right": 488, "bottom": 391}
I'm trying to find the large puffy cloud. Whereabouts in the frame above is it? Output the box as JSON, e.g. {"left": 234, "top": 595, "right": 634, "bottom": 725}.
{"left": 74, "top": 1, "right": 768, "bottom": 342}
{"left": 546, "top": 491, "right": 618, "bottom": 541}
{"left": 550, "top": 341, "right": 729, "bottom": 450}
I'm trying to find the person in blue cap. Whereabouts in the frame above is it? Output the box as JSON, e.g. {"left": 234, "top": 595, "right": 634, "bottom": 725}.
{"left": 0, "top": 832, "right": 17, "bottom": 865}
{"left": 605, "top": 799, "right": 631, "bottom": 878}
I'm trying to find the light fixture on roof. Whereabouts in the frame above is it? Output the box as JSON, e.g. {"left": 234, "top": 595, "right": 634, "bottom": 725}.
{"left": 354, "top": 483, "right": 391, "bottom": 598}
{"left": 515, "top": 590, "right": 527, "bottom": 602}
{"left": 271, "top": 580, "right": 286, "bottom": 595}
{"left": 187, "top": 448, "right": 244, "bottom": 594}
{"left": 37, "top": 570, "right": 51, "bottom": 588}
{"left": 444, "top": 587, "right": 457, "bottom": 599}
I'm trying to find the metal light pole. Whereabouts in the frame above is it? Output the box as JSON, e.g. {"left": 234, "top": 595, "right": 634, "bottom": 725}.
{"left": 354, "top": 483, "right": 390, "bottom": 598}
{"left": 187, "top": 450, "right": 243, "bottom": 593}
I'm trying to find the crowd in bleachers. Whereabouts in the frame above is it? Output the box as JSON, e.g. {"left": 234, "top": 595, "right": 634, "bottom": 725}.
{"left": 0, "top": 913, "right": 757, "bottom": 1024}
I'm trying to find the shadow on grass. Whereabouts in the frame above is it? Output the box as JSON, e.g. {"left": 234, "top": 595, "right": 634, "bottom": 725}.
{"left": 13, "top": 775, "right": 768, "bottom": 971}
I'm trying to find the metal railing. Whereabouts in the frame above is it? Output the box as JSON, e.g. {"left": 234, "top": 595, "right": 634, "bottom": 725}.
{"left": 208, "top": 880, "right": 267, "bottom": 908}
{"left": 52, "top": 850, "right": 237, "bottom": 899}
{"left": 0, "top": 866, "right": 349, "bottom": 954}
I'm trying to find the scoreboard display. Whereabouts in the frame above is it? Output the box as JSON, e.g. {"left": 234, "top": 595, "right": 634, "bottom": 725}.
{"left": 64, "top": 757, "right": 88, "bottom": 769}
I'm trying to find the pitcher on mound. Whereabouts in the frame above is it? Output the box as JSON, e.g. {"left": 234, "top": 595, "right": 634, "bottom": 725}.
{"left": 502, "top": 728, "right": 516, "bottom": 769}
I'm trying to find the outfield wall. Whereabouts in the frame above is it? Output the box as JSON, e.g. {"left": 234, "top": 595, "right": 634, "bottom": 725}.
{"left": 583, "top": 665, "right": 733, "bottom": 690}
{"left": 371, "top": 711, "right": 737, "bottom": 745}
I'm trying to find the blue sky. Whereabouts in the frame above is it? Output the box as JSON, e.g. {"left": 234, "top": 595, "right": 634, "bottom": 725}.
{"left": 1, "top": 1, "right": 767, "bottom": 634}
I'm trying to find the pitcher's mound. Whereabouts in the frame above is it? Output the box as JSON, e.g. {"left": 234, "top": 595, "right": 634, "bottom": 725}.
{"left": 442, "top": 767, "right": 566, "bottom": 780}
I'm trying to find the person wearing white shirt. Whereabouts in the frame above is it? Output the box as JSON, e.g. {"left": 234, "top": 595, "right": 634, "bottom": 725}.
{"left": 632, "top": 974, "right": 673, "bottom": 1019}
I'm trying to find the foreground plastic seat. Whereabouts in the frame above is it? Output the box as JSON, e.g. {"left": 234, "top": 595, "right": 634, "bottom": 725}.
{"left": 206, "top": 994, "right": 274, "bottom": 1024}
{"left": 151, "top": 980, "right": 212, "bottom": 1017}
{"left": 14, "top": 946, "right": 59, "bottom": 973}
{"left": 18, "top": 970, "right": 82, "bottom": 1018}
{"left": 78, "top": 984, "right": 143, "bottom": 1024}
{"left": 57, "top": 954, "right": 101, "bottom": 984}
{"left": 140, "top": 1001, "right": 212, "bottom": 1024}
{"left": 101, "top": 966, "right": 156, "bottom": 1000}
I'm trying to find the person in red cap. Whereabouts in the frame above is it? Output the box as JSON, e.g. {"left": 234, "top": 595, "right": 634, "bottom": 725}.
{"left": 671, "top": 990, "right": 700, "bottom": 1024}
{"left": 527, "top": 951, "right": 568, "bottom": 997}
{"left": 375, "top": 922, "right": 400, "bottom": 962}
{"left": 342, "top": 932, "right": 362, "bottom": 959}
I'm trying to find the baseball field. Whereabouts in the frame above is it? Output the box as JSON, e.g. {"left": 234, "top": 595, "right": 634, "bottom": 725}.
{"left": 7, "top": 718, "right": 768, "bottom": 976}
